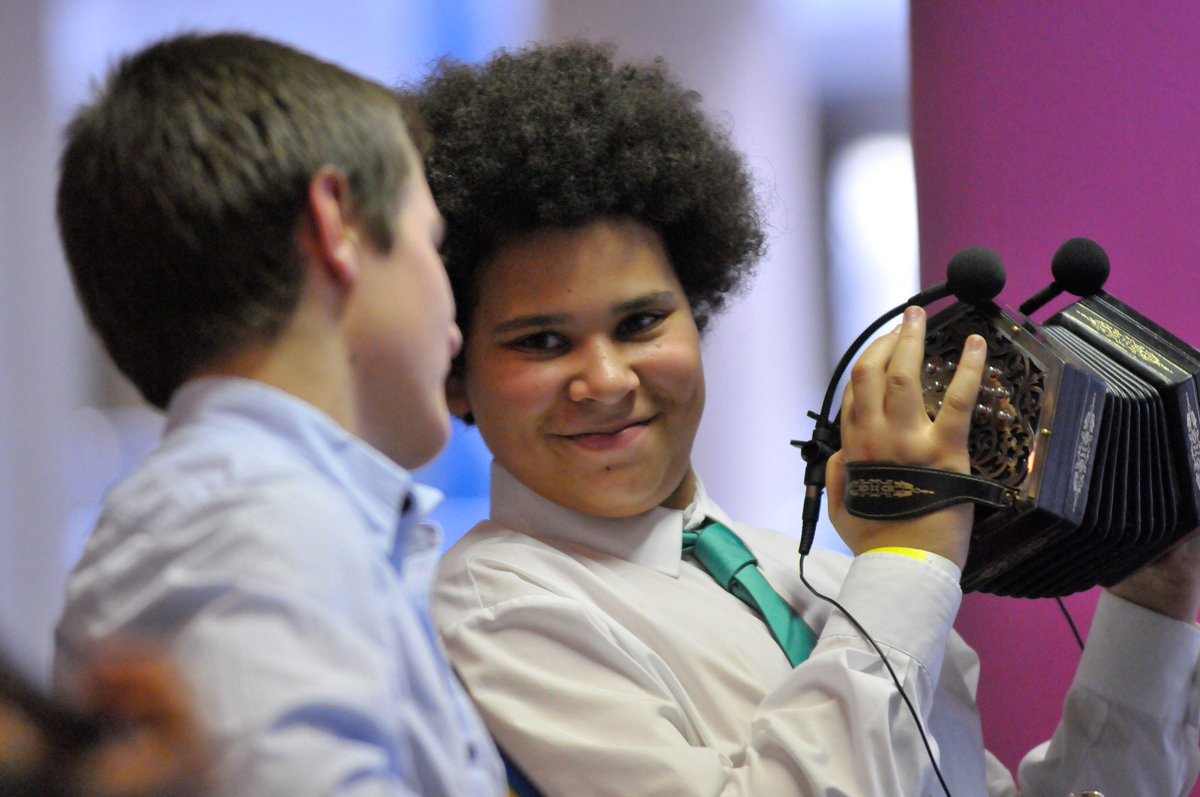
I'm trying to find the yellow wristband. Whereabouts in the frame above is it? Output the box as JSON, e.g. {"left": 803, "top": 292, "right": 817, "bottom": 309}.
{"left": 862, "top": 546, "right": 935, "bottom": 563}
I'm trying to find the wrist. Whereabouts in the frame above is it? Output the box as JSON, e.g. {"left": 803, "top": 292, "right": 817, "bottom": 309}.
{"left": 1107, "top": 578, "right": 1200, "bottom": 623}
{"left": 849, "top": 519, "right": 970, "bottom": 569}
{"left": 862, "top": 546, "right": 936, "bottom": 562}
{"left": 861, "top": 546, "right": 963, "bottom": 580}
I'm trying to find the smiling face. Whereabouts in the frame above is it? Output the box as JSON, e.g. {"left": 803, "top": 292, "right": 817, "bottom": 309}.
{"left": 454, "top": 217, "right": 705, "bottom": 518}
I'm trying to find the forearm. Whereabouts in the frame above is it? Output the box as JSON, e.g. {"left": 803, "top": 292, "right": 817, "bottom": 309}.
{"left": 1017, "top": 590, "right": 1200, "bottom": 797}
{"left": 1106, "top": 531, "right": 1200, "bottom": 623}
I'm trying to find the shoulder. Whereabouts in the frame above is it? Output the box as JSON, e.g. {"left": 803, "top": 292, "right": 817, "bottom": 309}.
{"left": 62, "top": 429, "right": 382, "bottom": 640}
{"left": 111, "top": 436, "right": 361, "bottom": 554}
{"left": 99, "top": 418, "right": 326, "bottom": 518}
{"left": 433, "top": 519, "right": 600, "bottom": 629}
{"left": 435, "top": 518, "right": 582, "bottom": 594}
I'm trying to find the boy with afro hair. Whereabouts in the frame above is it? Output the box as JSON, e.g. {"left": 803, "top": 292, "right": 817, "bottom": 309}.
{"left": 409, "top": 40, "right": 1200, "bottom": 797}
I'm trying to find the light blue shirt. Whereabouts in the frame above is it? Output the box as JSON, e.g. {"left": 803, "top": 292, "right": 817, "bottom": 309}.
{"left": 55, "top": 377, "right": 505, "bottom": 797}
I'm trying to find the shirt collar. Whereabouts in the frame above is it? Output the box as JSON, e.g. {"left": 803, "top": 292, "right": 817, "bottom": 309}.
{"left": 166, "top": 377, "right": 442, "bottom": 563}
{"left": 487, "top": 462, "right": 734, "bottom": 578}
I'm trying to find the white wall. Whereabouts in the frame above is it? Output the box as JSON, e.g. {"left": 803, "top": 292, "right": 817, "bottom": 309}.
{"left": 0, "top": 0, "right": 91, "bottom": 679}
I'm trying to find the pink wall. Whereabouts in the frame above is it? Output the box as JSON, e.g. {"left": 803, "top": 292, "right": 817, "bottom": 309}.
{"left": 911, "top": 0, "right": 1200, "bottom": 786}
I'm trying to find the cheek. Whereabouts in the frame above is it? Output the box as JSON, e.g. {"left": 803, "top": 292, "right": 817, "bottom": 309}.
{"left": 466, "top": 358, "right": 560, "bottom": 430}
{"left": 651, "top": 341, "right": 706, "bottom": 408}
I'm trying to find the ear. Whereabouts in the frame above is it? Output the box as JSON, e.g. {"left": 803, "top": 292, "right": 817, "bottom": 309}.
{"left": 304, "top": 167, "right": 361, "bottom": 287}
{"left": 445, "top": 371, "right": 474, "bottom": 422}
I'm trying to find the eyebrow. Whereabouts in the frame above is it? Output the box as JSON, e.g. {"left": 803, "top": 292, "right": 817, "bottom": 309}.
{"left": 490, "top": 313, "right": 569, "bottom": 337}
{"left": 488, "top": 290, "right": 679, "bottom": 338}
{"left": 616, "top": 291, "right": 677, "bottom": 314}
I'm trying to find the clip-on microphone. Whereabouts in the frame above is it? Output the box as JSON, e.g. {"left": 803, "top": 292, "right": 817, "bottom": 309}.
{"left": 793, "top": 247, "right": 1007, "bottom": 556}
{"left": 1018, "top": 237, "right": 1111, "bottom": 317}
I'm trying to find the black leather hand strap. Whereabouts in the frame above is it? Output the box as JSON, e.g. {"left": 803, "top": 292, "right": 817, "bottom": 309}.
{"left": 844, "top": 462, "right": 1028, "bottom": 521}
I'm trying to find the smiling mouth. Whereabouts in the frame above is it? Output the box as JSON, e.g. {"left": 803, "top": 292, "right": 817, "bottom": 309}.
{"left": 556, "top": 417, "right": 655, "bottom": 451}
{"left": 564, "top": 418, "right": 652, "bottom": 438}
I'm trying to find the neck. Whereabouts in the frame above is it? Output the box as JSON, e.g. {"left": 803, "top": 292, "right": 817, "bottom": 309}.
{"left": 210, "top": 293, "right": 356, "bottom": 435}
{"left": 661, "top": 468, "right": 698, "bottom": 511}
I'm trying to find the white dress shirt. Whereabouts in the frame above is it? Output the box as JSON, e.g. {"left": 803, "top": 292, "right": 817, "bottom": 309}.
{"left": 434, "top": 463, "right": 1200, "bottom": 796}
{"left": 56, "top": 377, "right": 505, "bottom": 797}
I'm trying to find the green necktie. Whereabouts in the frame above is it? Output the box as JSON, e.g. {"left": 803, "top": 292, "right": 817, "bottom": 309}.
{"left": 682, "top": 519, "right": 817, "bottom": 667}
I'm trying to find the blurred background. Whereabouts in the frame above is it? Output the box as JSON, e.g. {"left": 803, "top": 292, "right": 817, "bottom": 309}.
{"left": 9, "top": 0, "right": 1198, "bottom": 786}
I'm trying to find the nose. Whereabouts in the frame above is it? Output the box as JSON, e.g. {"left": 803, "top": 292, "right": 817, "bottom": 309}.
{"left": 567, "top": 340, "right": 638, "bottom": 404}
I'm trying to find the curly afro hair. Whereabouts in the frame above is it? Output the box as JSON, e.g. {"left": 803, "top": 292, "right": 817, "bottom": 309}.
{"left": 405, "top": 40, "right": 766, "bottom": 343}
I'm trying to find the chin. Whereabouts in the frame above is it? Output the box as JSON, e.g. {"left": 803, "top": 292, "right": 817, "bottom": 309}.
{"left": 391, "top": 422, "right": 451, "bottom": 470}
{"left": 565, "top": 481, "right": 674, "bottom": 519}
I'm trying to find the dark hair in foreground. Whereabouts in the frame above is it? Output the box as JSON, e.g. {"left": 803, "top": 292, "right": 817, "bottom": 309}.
{"left": 57, "top": 32, "right": 418, "bottom": 408}
{"left": 406, "top": 40, "right": 766, "bottom": 348}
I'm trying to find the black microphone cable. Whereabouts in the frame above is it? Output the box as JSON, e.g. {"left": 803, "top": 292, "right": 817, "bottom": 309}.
{"left": 798, "top": 552, "right": 954, "bottom": 797}
{"left": 790, "top": 247, "right": 1008, "bottom": 797}
{"left": 1055, "top": 597, "right": 1086, "bottom": 651}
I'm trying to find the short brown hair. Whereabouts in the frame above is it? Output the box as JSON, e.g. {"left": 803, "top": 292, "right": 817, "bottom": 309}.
{"left": 57, "top": 32, "right": 418, "bottom": 408}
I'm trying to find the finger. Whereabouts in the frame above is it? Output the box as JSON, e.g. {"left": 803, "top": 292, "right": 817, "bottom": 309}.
{"left": 83, "top": 658, "right": 210, "bottom": 797}
{"left": 845, "top": 323, "right": 902, "bottom": 452}
{"left": 92, "top": 660, "right": 196, "bottom": 742}
{"left": 931, "top": 333, "right": 987, "bottom": 463}
{"left": 883, "top": 306, "right": 929, "bottom": 424}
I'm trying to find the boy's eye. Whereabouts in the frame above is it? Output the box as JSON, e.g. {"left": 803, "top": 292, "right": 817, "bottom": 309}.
{"left": 617, "top": 311, "right": 666, "bottom": 337}
{"left": 508, "top": 330, "right": 568, "bottom": 353}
